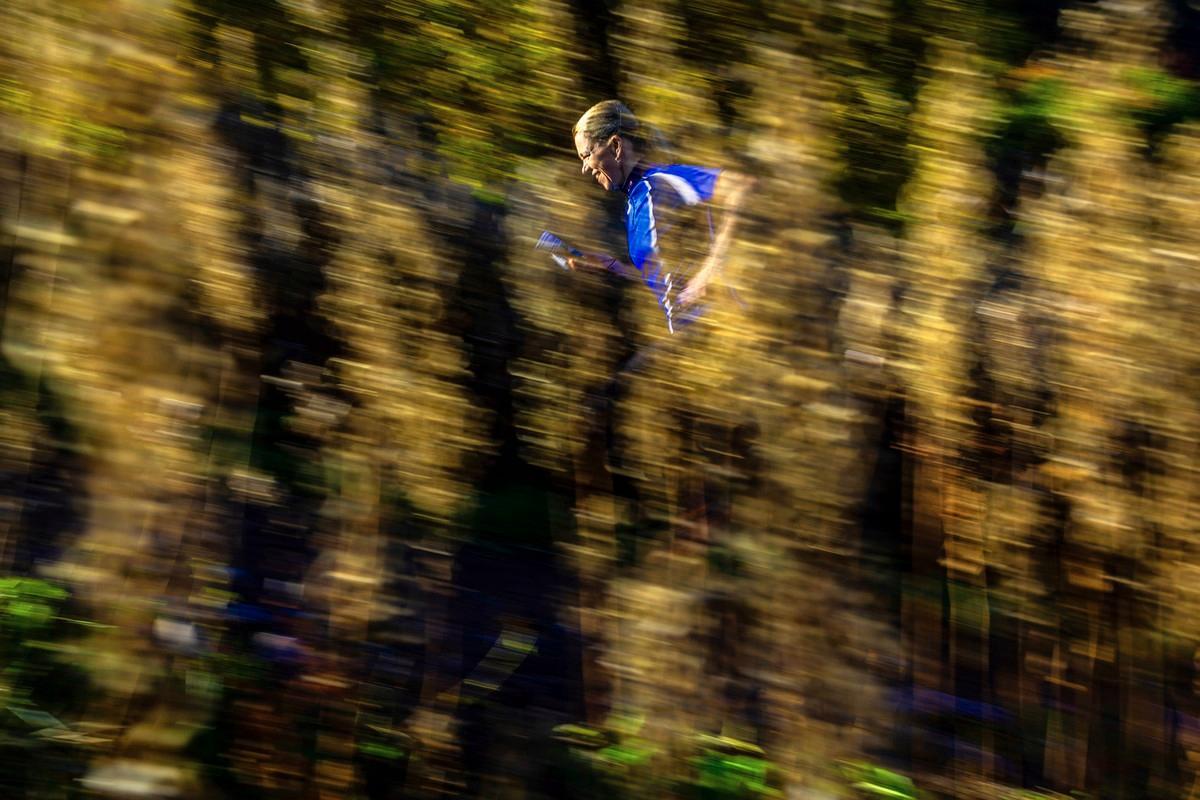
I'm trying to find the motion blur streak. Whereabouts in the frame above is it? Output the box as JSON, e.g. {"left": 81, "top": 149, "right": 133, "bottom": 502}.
{"left": 0, "top": 0, "right": 1198, "bottom": 798}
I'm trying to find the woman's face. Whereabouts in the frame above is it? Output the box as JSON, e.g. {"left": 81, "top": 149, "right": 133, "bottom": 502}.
{"left": 575, "top": 130, "right": 624, "bottom": 192}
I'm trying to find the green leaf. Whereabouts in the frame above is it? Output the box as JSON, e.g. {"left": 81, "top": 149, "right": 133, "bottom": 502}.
{"left": 358, "top": 741, "right": 409, "bottom": 761}
{"left": 840, "top": 761, "right": 917, "bottom": 799}
{"left": 597, "top": 741, "right": 655, "bottom": 768}
{"left": 0, "top": 579, "right": 68, "bottom": 602}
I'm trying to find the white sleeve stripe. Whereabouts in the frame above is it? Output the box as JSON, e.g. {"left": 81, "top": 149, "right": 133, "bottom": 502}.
{"left": 651, "top": 172, "right": 702, "bottom": 205}
{"left": 641, "top": 179, "right": 658, "bottom": 252}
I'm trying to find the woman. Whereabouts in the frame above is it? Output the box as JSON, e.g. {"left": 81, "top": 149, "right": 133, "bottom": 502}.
{"left": 567, "top": 100, "right": 752, "bottom": 334}
{"left": 567, "top": 100, "right": 755, "bottom": 540}
{"left": 566, "top": 102, "right": 765, "bottom": 745}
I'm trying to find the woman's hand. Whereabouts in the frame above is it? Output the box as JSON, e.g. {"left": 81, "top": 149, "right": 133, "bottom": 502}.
{"left": 678, "top": 275, "right": 708, "bottom": 307}
{"left": 678, "top": 253, "right": 719, "bottom": 306}
{"left": 566, "top": 252, "right": 607, "bottom": 272}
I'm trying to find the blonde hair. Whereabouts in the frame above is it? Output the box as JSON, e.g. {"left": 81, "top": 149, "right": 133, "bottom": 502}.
{"left": 573, "top": 99, "right": 651, "bottom": 154}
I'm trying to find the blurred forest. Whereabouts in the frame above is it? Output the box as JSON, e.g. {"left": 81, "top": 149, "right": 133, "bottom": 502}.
{"left": 1, "top": 0, "right": 1199, "bottom": 798}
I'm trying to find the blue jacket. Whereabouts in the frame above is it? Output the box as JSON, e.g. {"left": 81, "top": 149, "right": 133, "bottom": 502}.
{"left": 623, "top": 163, "right": 721, "bottom": 332}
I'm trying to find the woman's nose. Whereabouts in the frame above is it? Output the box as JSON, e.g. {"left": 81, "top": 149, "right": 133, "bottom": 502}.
{"left": 581, "top": 161, "right": 589, "bottom": 176}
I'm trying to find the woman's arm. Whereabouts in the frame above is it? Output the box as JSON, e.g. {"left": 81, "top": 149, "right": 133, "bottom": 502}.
{"left": 677, "top": 171, "right": 755, "bottom": 306}
{"left": 567, "top": 252, "right": 642, "bottom": 281}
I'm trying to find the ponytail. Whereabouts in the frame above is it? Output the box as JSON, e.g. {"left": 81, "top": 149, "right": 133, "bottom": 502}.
{"left": 574, "top": 100, "right": 668, "bottom": 157}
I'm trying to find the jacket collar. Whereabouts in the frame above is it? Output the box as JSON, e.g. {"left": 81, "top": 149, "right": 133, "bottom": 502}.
{"left": 621, "top": 162, "right": 648, "bottom": 196}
